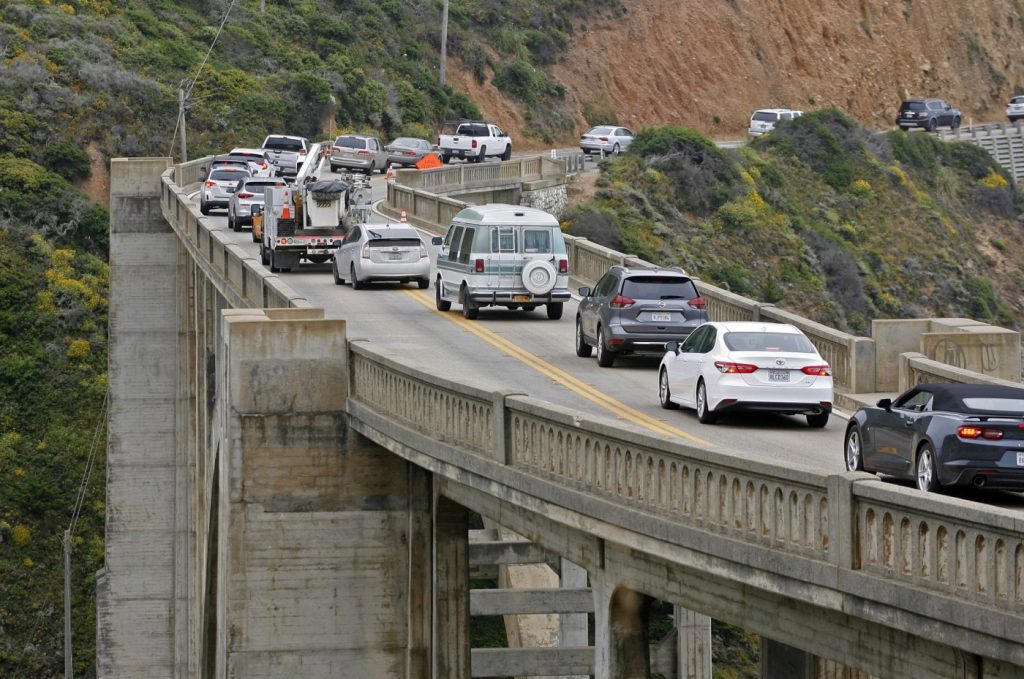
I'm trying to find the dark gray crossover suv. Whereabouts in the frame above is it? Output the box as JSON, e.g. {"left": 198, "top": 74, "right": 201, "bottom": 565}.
{"left": 575, "top": 266, "right": 707, "bottom": 368}
{"left": 896, "top": 99, "right": 961, "bottom": 132}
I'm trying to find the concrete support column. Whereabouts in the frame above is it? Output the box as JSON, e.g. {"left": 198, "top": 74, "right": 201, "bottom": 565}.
{"left": 593, "top": 579, "right": 652, "bottom": 679}
{"left": 559, "top": 558, "right": 588, "bottom": 679}
{"left": 433, "top": 495, "right": 470, "bottom": 679}
{"left": 676, "top": 606, "right": 712, "bottom": 679}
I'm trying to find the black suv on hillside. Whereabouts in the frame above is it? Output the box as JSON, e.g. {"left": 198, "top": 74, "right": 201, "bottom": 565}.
{"left": 896, "top": 99, "right": 962, "bottom": 132}
{"left": 575, "top": 266, "right": 707, "bottom": 368}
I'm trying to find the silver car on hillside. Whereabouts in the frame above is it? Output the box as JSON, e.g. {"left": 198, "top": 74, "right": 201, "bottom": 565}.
{"left": 580, "top": 126, "right": 634, "bottom": 156}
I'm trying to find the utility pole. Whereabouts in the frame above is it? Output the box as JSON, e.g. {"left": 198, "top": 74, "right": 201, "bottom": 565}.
{"left": 63, "top": 529, "right": 72, "bottom": 678}
{"left": 178, "top": 85, "right": 188, "bottom": 163}
{"left": 439, "top": 0, "right": 448, "bottom": 85}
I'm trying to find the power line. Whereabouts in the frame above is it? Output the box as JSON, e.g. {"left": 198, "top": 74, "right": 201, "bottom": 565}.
{"left": 68, "top": 389, "right": 108, "bottom": 540}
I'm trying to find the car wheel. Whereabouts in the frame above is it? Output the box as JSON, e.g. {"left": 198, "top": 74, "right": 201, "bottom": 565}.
{"left": 915, "top": 443, "right": 939, "bottom": 492}
{"left": 269, "top": 250, "right": 279, "bottom": 273}
{"left": 659, "top": 369, "right": 679, "bottom": 410}
{"left": 200, "top": 202, "right": 210, "bottom": 216}
{"left": 330, "top": 163, "right": 338, "bottom": 172}
{"left": 612, "top": 143, "right": 620, "bottom": 156}
{"left": 368, "top": 161, "right": 376, "bottom": 175}
{"left": 951, "top": 116, "right": 961, "bottom": 130}
{"left": 807, "top": 411, "right": 830, "bottom": 428}
{"left": 925, "top": 118, "right": 936, "bottom": 132}
{"left": 442, "top": 155, "right": 451, "bottom": 165}
{"left": 350, "top": 264, "right": 364, "bottom": 290}
{"left": 417, "top": 278, "right": 429, "bottom": 290}
{"left": 476, "top": 146, "right": 486, "bottom": 163}
{"left": 844, "top": 426, "right": 865, "bottom": 472}
{"left": 501, "top": 145, "right": 512, "bottom": 161}
{"left": 332, "top": 259, "right": 344, "bottom": 285}
{"left": 461, "top": 287, "right": 479, "bottom": 319}
{"left": 380, "top": 162, "right": 389, "bottom": 175}
{"left": 546, "top": 302, "right": 563, "bottom": 320}
{"left": 435, "top": 278, "right": 451, "bottom": 311}
{"left": 575, "top": 317, "right": 593, "bottom": 358}
{"left": 898, "top": 125, "right": 909, "bottom": 132}
{"left": 696, "top": 380, "right": 717, "bottom": 424}
{"left": 595, "top": 327, "right": 615, "bottom": 367}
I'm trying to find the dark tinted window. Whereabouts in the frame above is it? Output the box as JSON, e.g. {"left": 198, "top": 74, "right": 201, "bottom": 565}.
{"left": 594, "top": 272, "right": 619, "bottom": 297}
{"left": 621, "top": 276, "right": 698, "bottom": 300}
{"left": 723, "top": 331, "right": 816, "bottom": 353}
{"left": 336, "top": 137, "right": 366, "bottom": 149}
{"left": 264, "top": 137, "right": 305, "bottom": 151}
{"left": 752, "top": 111, "right": 779, "bottom": 122}
{"left": 928, "top": 101, "right": 943, "bottom": 110}
{"left": 368, "top": 238, "right": 421, "bottom": 248}
{"left": 901, "top": 101, "right": 926, "bottom": 111}
{"left": 697, "top": 327, "right": 717, "bottom": 353}
{"left": 210, "top": 169, "right": 246, "bottom": 180}
{"left": 458, "top": 228, "right": 475, "bottom": 264}
{"left": 459, "top": 124, "right": 489, "bottom": 137}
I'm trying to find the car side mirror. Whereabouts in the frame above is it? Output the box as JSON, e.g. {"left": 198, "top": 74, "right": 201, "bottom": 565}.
{"left": 665, "top": 341, "right": 679, "bottom": 354}
{"left": 431, "top": 236, "right": 443, "bottom": 246}
{"left": 578, "top": 286, "right": 591, "bottom": 297}
{"left": 877, "top": 398, "right": 892, "bottom": 410}
{"left": 251, "top": 205, "right": 262, "bottom": 216}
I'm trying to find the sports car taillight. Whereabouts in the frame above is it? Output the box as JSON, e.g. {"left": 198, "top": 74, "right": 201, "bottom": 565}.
{"left": 957, "top": 425, "right": 1004, "bottom": 440}
{"left": 714, "top": 361, "right": 758, "bottom": 374}
{"left": 204, "top": 180, "right": 215, "bottom": 187}
{"left": 801, "top": 365, "right": 832, "bottom": 376}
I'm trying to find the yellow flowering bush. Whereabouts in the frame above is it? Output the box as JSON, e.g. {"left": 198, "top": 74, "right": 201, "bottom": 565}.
{"left": 67, "top": 338, "right": 90, "bottom": 358}
{"left": 978, "top": 169, "right": 1008, "bottom": 189}
{"left": 12, "top": 525, "right": 31, "bottom": 545}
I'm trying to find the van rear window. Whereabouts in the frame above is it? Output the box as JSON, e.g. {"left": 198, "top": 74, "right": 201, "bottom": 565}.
{"left": 752, "top": 111, "right": 778, "bottom": 122}
{"left": 522, "top": 229, "right": 552, "bottom": 253}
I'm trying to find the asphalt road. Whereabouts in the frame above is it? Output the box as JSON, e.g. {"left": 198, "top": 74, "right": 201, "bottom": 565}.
{"left": 194, "top": 161, "right": 1024, "bottom": 510}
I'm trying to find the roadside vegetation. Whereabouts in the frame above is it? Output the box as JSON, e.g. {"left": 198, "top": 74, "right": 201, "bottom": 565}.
{"left": 564, "top": 110, "right": 1022, "bottom": 334}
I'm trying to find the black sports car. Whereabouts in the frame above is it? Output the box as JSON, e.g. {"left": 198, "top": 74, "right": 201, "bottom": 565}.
{"left": 844, "top": 382, "right": 1024, "bottom": 492}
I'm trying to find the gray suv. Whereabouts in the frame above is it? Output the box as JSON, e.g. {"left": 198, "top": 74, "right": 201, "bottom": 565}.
{"left": 576, "top": 266, "right": 707, "bottom": 367}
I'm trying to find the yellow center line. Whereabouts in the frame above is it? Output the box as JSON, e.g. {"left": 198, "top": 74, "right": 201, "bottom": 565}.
{"left": 403, "top": 289, "right": 712, "bottom": 445}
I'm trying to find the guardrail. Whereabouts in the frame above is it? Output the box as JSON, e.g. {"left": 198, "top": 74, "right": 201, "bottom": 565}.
{"left": 348, "top": 340, "right": 1024, "bottom": 643}
{"left": 160, "top": 166, "right": 310, "bottom": 309}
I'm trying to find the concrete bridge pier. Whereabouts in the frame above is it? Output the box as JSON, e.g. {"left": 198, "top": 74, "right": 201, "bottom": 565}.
{"left": 433, "top": 495, "right": 471, "bottom": 679}
{"left": 593, "top": 579, "right": 654, "bottom": 679}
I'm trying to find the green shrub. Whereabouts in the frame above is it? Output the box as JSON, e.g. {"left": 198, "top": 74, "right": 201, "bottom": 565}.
{"left": 43, "top": 141, "right": 92, "bottom": 182}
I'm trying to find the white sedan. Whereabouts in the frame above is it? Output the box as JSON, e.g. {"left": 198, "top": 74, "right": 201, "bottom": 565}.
{"left": 658, "top": 321, "right": 834, "bottom": 427}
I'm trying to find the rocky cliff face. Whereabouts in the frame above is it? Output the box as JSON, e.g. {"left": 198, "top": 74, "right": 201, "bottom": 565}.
{"left": 453, "top": 0, "right": 1024, "bottom": 144}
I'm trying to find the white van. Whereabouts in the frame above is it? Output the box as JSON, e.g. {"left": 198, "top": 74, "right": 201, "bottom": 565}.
{"left": 748, "top": 109, "right": 803, "bottom": 136}
{"left": 431, "top": 204, "right": 571, "bottom": 320}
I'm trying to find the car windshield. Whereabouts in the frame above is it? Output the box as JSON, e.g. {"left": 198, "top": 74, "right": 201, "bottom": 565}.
{"left": 264, "top": 137, "right": 304, "bottom": 151}
{"left": 588, "top": 126, "right": 615, "bottom": 135}
{"left": 723, "top": 331, "right": 817, "bottom": 353}
{"left": 336, "top": 137, "right": 365, "bottom": 149}
{"left": 752, "top": 111, "right": 779, "bottom": 122}
{"left": 961, "top": 397, "right": 1024, "bottom": 412}
{"left": 621, "top": 276, "right": 697, "bottom": 300}
{"left": 902, "top": 101, "right": 926, "bottom": 111}
{"left": 210, "top": 170, "right": 244, "bottom": 181}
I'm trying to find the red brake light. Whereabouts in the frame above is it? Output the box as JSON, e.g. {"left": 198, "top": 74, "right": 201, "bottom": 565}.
{"left": 204, "top": 180, "right": 215, "bottom": 187}
{"left": 332, "top": 146, "right": 342, "bottom": 152}
{"left": 474, "top": 258, "right": 485, "bottom": 273}
{"left": 688, "top": 296, "right": 706, "bottom": 309}
{"left": 958, "top": 425, "right": 1004, "bottom": 440}
{"left": 237, "top": 192, "right": 255, "bottom": 199}
{"left": 599, "top": 136, "right": 609, "bottom": 141}
{"left": 609, "top": 294, "right": 634, "bottom": 308}
{"left": 558, "top": 259, "right": 568, "bottom": 274}
{"left": 801, "top": 365, "right": 832, "bottom": 376}
{"left": 357, "top": 150, "right": 371, "bottom": 155}
{"left": 714, "top": 361, "right": 758, "bottom": 374}
{"left": 471, "top": 139, "right": 478, "bottom": 149}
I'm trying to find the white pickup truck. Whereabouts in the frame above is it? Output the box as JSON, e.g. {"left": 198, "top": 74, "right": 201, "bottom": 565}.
{"left": 437, "top": 120, "right": 512, "bottom": 164}
{"left": 261, "top": 135, "right": 311, "bottom": 176}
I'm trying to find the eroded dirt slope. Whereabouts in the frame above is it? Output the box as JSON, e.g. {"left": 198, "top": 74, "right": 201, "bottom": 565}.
{"left": 454, "top": 0, "right": 1024, "bottom": 145}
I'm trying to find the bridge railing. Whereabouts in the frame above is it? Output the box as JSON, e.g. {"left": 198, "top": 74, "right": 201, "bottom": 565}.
{"left": 899, "top": 352, "right": 1024, "bottom": 391}
{"left": 160, "top": 166, "right": 310, "bottom": 309}
{"left": 347, "top": 339, "right": 1024, "bottom": 627}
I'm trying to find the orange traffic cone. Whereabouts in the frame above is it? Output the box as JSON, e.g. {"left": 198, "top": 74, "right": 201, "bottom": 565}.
{"left": 400, "top": 209, "right": 408, "bottom": 222}
{"left": 386, "top": 164, "right": 396, "bottom": 180}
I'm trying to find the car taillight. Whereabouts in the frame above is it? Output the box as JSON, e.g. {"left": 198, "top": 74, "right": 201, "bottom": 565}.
{"left": 437, "top": 136, "right": 441, "bottom": 146}
{"left": 237, "top": 192, "right": 255, "bottom": 199}
{"left": 558, "top": 259, "right": 568, "bottom": 274}
{"left": 361, "top": 243, "right": 370, "bottom": 259}
{"left": 715, "top": 361, "right": 758, "bottom": 374}
{"left": 332, "top": 146, "right": 342, "bottom": 153}
{"left": 801, "top": 365, "right": 832, "bottom": 376}
{"left": 357, "top": 150, "right": 371, "bottom": 155}
{"left": 471, "top": 139, "right": 478, "bottom": 149}
{"left": 688, "top": 296, "right": 706, "bottom": 309}
{"left": 204, "top": 181, "right": 215, "bottom": 187}
{"left": 609, "top": 294, "right": 634, "bottom": 308}
{"left": 419, "top": 243, "right": 427, "bottom": 258}
{"left": 404, "top": 151, "right": 415, "bottom": 156}
{"left": 474, "top": 258, "right": 484, "bottom": 273}
{"left": 957, "top": 425, "right": 1004, "bottom": 440}
{"left": 599, "top": 136, "right": 609, "bottom": 141}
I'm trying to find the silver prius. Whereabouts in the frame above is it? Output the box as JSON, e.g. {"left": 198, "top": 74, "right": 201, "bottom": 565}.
{"left": 332, "top": 223, "right": 431, "bottom": 289}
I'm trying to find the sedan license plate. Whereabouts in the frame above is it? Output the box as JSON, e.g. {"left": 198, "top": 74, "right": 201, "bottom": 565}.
{"left": 512, "top": 294, "right": 531, "bottom": 302}
{"left": 768, "top": 370, "right": 790, "bottom": 382}
{"left": 651, "top": 312, "right": 671, "bottom": 322}
{"left": 1017, "top": 452, "right": 1024, "bottom": 467}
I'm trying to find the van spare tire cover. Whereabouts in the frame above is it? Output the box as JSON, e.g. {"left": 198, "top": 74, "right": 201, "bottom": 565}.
{"left": 521, "top": 259, "right": 557, "bottom": 295}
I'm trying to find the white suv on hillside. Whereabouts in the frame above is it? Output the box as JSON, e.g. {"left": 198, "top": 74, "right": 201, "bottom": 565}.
{"left": 748, "top": 109, "right": 802, "bottom": 137}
